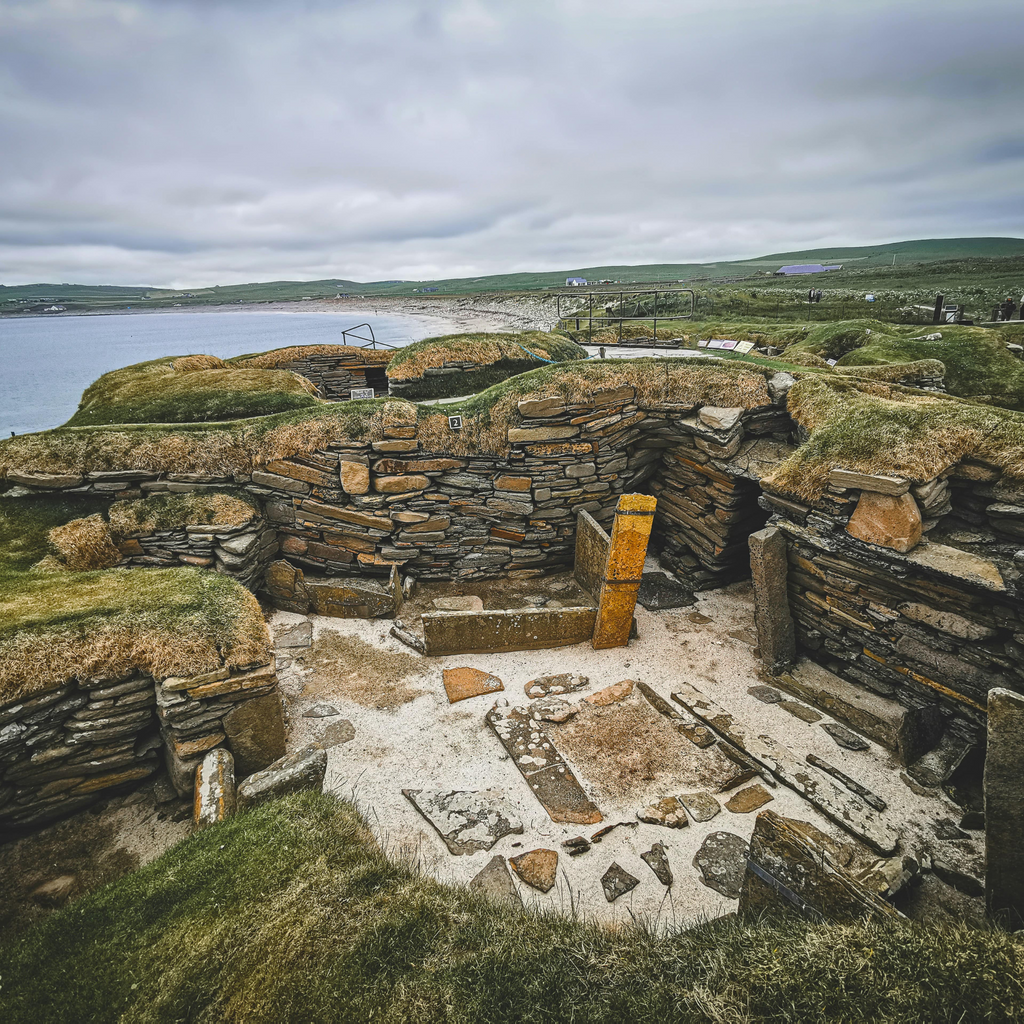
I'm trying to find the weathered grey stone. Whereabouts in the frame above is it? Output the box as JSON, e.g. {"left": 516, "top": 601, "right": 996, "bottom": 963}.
{"left": 572, "top": 509, "right": 610, "bottom": 600}
{"left": 303, "top": 703, "right": 340, "bottom": 718}
{"left": 423, "top": 606, "right": 597, "bottom": 656}
{"left": 530, "top": 697, "right": 578, "bottom": 723}
{"left": 725, "top": 784, "right": 774, "bottom": 813}
{"left": 821, "top": 721, "right": 870, "bottom": 751}
{"left": 698, "top": 406, "right": 743, "bottom": 431}
{"left": 641, "top": 842, "right": 673, "bottom": 886}
{"left": 678, "top": 791, "right": 721, "bottom": 822}
{"left": 897, "top": 705, "right": 946, "bottom": 766}
{"left": 275, "top": 620, "right": 313, "bottom": 648}
{"left": 223, "top": 693, "right": 287, "bottom": 777}
{"left": 432, "top": 596, "right": 484, "bottom": 612}
{"left": 748, "top": 685, "right": 782, "bottom": 704}
{"left": 321, "top": 720, "right": 356, "bottom": 747}
{"left": 524, "top": 673, "right": 589, "bottom": 698}
{"left": 403, "top": 788, "right": 523, "bottom": 855}
{"left": 693, "top": 831, "right": 749, "bottom": 898}
{"left": 236, "top": 744, "right": 327, "bottom": 811}
{"left": 767, "top": 372, "right": 796, "bottom": 403}
{"left": 636, "top": 572, "right": 695, "bottom": 610}
{"left": 469, "top": 855, "right": 522, "bottom": 906}
{"left": 748, "top": 527, "right": 795, "bottom": 672}
{"left": 637, "top": 796, "right": 689, "bottom": 828}
{"left": 896, "top": 602, "right": 996, "bottom": 641}
{"left": 828, "top": 469, "right": 910, "bottom": 495}
{"left": 193, "top": 747, "right": 235, "bottom": 829}
{"left": 602, "top": 861, "right": 640, "bottom": 902}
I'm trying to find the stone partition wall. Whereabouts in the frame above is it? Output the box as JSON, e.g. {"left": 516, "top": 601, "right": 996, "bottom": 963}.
{"left": 0, "top": 660, "right": 284, "bottom": 828}
{"left": 761, "top": 463, "right": 1024, "bottom": 745}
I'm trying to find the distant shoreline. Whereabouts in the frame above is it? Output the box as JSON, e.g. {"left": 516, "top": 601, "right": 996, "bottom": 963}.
{"left": 0, "top": 293, "right": 559, "bottom": 335}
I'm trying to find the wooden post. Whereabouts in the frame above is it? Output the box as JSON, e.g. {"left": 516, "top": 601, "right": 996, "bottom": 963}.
{"left": 592, "top": 494, "right": 656, "bottom": 650}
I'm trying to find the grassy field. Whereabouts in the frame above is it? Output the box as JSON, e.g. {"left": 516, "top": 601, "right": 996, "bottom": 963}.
{"left": 0, "top": 790, "right": 1020, "bottom": 1024}
{"left": 3, "top": 238, "right": 1023, "bottom": 312}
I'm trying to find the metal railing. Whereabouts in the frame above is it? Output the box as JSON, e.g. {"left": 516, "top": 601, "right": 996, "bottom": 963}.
{"left": 556, "top": 288, "right": 695, "bottom": 344}
{"left": 341, "top": 323, "right": 398, "bottom": 349}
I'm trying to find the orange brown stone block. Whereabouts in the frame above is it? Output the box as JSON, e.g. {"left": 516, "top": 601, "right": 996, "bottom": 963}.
{"left": 845, "top": 491, "right": 922, "bottom": 553}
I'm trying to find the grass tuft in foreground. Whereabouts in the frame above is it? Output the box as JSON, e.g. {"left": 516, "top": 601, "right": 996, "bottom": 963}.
{"left": 1, "top": 791, "right": 1021, "bottom": 1024}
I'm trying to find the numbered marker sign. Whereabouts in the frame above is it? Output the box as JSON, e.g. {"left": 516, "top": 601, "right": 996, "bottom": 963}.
{"left": 350, "top": 387, "right": 375, "bottom": 401}
{"left": 448, "top": 415, "right": 463, "bottom": 430}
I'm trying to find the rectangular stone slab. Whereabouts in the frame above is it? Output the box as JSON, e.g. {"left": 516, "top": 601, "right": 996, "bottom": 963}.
{"left": 573, "top": 509, "right": 610, "bottom": 601}
{"left": 486, "top": 701, "right": 602, "bottom": 825}
{"left": 671, "top": 682, "right": 899, "bottom": 855}
{"left": 422, "top": 606, "right": 597, "bottom": 656}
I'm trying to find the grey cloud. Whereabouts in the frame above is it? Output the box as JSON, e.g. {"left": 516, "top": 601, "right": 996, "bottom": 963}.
{"left": 0, "top": 0, "right": 1021, "bottom": 286}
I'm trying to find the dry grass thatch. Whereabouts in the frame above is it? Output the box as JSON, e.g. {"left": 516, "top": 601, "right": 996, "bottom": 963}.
{"left": 234, "top": 345, "right": 393, "bottom": 369}
{"left": 47, "top": 514, "right": 122, "bottom": 571}
{"left": 764, "top": 375, "right": 1024, "bottom": 501}
{"left": 172, "top": 355, "right": 227, "bottom": 372}
{"left": 108, "top": 491, "right": 260, "bottom": 537}
{"left": 836, "top": 359, "right": 946, "bottom": 384}
{"left": 0, "top": 567, "right": 271, "bottom": 703}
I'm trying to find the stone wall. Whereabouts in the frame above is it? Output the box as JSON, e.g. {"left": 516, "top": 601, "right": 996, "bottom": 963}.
{"left": 0, "top": 659, "right": 285, "bottom": 828}
{"left": 272, "top": 350, "right": 391, "bottom": 400}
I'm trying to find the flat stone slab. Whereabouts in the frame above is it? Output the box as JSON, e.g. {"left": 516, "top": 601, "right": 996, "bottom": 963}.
{"left": 486, "top": 701, "right": 602, "bottom": 825}
{"left": 679, "top": 791, "right": 722, "bottom": 822}
{"left": 403, "top": 788, "right": 523, "bottom": 855}
{"left": 236, "top": 744, "right": 327, "bottom": 812}
{"left": 432, "top": 596, "right": 484, "bottom": 612}
{"left": 320, "top": 719, "right": 356, "bottom": 748}
{"left": 303, "top": 703, "right": 340, "bottom": 718}
{"left": 193, "top": 747, "right": 235, "bottom": 829}
{"left": 725, "top": 784, "right": 774, "bottom": 813}
{"left": 641, "top": 842, "right": 673, "bottom": 886}
{"left": 275, "top": 620, "right": 312, "bottom": 648}
{"left": 694, "top": 832, "right": 749, "bottom": 898}
{"left": 748, "top": 685, "right": 782, "bottom": 704}
{"left": 585, "top": 679, "right": 636, "bottom": 706}
{"left": 602, "top": 861, "right": 640, "bottom": 902}
{"left": 822, "top": 722, "right": 870, "bottom": 751}
{"left": 779, "top": 700, "right": 823, "bottom": 724}
{"left": 524, "top": 673, "right": 589, "bottom": 698}
{"left": 637, "top": 573, "right": 696, "bottom": 610}
{"left": 509, "top": 848, "right": 558, "bottom": 892}
{"left": 442, "top": 667, "right": 504, "bottom": 704}
{"left": 469, "top": 855, "right": 522, "bottom": 907}
{"left": 638, "top": 796, "right": 689, "bottom": 828}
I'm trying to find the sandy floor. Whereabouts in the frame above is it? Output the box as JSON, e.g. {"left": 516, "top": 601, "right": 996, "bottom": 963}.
{"left": 274, "top": 564, "right": 984, "bottom": 930}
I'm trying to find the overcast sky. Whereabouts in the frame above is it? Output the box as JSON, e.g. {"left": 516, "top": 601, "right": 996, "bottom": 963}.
{"left": 1, "top": 0, "right": 1022, "bottom": 287}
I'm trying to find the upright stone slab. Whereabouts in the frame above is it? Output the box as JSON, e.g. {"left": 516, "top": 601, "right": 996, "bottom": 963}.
{"left": 592, "top": 494, "right": 657, "bottom": 650}
{"left": 985, "top": 688, "right": 1024, "bottom": 927}
{"left": 193, "top": 747, "right": 236, "bottom": 829}
{"left": 223, "top": 692, "right": 287, "bottom": 777}
{"left": 748, "top": 527, "right": 795, "bottom": 673}
{"left": 574, "top": 509, "right": 611, "bottom": 600}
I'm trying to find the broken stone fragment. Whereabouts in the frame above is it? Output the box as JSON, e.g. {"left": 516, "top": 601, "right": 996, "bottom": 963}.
{"left": 303, "top": 703, "right": 340, "bottom": 718}
{"left": 636, "top": 573, "right": 695, "bottom": 611}
{"left": 390, "top": 621, "right": 426, "bottom": 653}
{"left": 641, "top": 842, "right": 673, "bottom": 886}
{"left": 637, "top": 796, "right": 689, "bottom": 828}
{"left": 585, "top": 679, "right": 636, "bottom": 706}
{"left": 693, "top": 832, "right": 749, "bottom": 898}
{"left": 274, "top": 620, "right": 312, "bottom": 648}
{"left": 320, "top": 719, "right": 356, "bottom": 748}
{"left": 590, "top": 820, "right": 639, "bottom": 843}
{"left": 469, "top": 855, "right": 522, "bottom": 907}
{"left": 845, "top": 491, "right": 922, "bottom": 553}
{"left": 748, "top": 685, "right": 782, "bottom": 704}
{"left": 678, "top": 791, "right": 722, "bottom": 822}
{"left": 601, "top": 861, "right": 640, "bottom": 902}
{"left": 562, "top": 836, "right": 591, "bottom": 856}
{"left": 193, "top": 747, "right": 235, "bottom": 829}
{"left": 698, "top": 405, "right": 743, "bottom": 431}
{"left": 725, "top": 784, "right": 774, "bottom": 814}
{"left": 509, "top": 848, "right": 558, "bottom": 892}
{"left": 779, "top": 700, "right": 823, "bottom": 723}
{"left": 821, "top": 721, "right": 870, "bottom": 751}
{"left": 30, "top": 875, "right": 77, "bottom": 908}
{"left": 403, "top": 788, "right": 523, "bottom": 855}
{"left": 530, "top": 697, "right": 578, "bottom": 723}
{"left": 442, "top": 667, "right": 504, "bottom": 704}
{"left": 236, "top": 744, "right": 327, "bottom": 812}
{"left": 524, "top": 673, "right": 589, "bottom": 698}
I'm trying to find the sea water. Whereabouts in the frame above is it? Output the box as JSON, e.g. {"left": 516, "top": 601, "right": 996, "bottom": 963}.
{"left": 0, "top": 309, "right": 439, "bottom": 435}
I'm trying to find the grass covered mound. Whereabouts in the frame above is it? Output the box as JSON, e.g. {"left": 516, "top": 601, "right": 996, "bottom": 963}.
{"left": 765, "top": 375, "right": 1024, "bottom": 502}
{"left": 0, "top": 494, "right": 270, "bottom": 703}
{"left": 1, "top": 791, "right": 1021, "bottom": 1024}
{"left": 65, "top": 355, "right": 321, "bottom": 427}
{"left": 107, "top": 490, "right": 260, "bottom": 536}
{"left": 229, "top": 344, "right": 393, "bottom": 370}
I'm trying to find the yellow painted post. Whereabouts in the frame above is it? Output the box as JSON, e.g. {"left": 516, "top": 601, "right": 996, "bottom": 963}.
{"left": 592, "top": 493, "right": 657, "bottom": 649}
